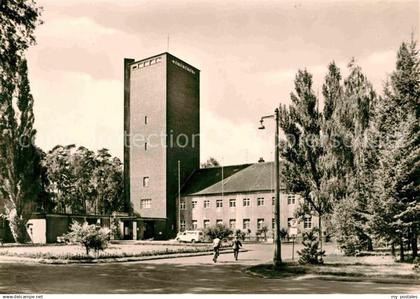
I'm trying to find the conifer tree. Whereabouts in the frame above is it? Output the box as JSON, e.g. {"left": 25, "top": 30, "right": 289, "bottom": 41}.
{"left": 297, "top": 228, "right": 325, "bottom": 264}
{"left": 370, "top": 38, "right": 420, "bottom": 260}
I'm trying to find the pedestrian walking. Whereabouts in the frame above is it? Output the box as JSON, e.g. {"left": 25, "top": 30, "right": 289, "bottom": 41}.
{"left": 212, "top": 236, "right": 221, "bottom": 263}
{"left": 231, "top": 236, "right": 242, "bottom": 261}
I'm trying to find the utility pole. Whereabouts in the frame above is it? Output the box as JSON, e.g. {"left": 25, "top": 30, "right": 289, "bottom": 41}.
{"left": 273, "top": 108, "right": 282, "bottom": 267}
{"left": 178, "top": 160, "right": 181, "bottom": 232}
{"left": 259, "top": 107, "right": 282, "bottom": 267}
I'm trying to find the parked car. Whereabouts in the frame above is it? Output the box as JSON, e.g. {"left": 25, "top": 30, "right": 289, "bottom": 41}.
{"left": 56, "top": 234, "right": 71, "bottom": 244}
{"left": 175, "top": 230, "right": 205, "bottom": 243}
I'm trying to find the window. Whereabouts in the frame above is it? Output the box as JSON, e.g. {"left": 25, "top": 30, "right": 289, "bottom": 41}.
{"left": 229, "top": 199, "right": 236, "bottom": 208}
{"left": 140, "top": 199, "right": 151, "bottom": 209}
{"left": 180, "top": 220, "right": 186, "bottom": 231}
{"left": 192, "top": 220, "right": 197, "bottom": 230}
{"left": 272, "top": 196, "right": 275, "bottom": 205}
{"left": 304, "top": 216, "right": 312, "bottom": 229}
{"left": 180, "top": 200, "right": 186, "bottom": 210}
{"left": 243, "top": 198, "right": 250, "bottom": 207}
{"left": 203, "top": 220, "right": 210, "bottom": 229}
{"left": 143, "top": 176, "right": 150, "bottom": 187}
{"left": 216, "top": 199, "right": 223, "bottom": 208}
{"left": 243, "top": 219, "right": 250, "bottom": 230}
{"left": 229, "top": 219, "right": 236, "bottom": 229}
{"left": 216, "top": 219, "right": 223, "bottom": 225}
{"left": 272, "top": 218, "right": 275, "bottom": 229}
{"left": 192, "top": 200, "right": 197, "bottom": 208}
{"left": 145, "top": 142, "right": 148, "bottom": 151}
{"left": 204, "top": 200, "right": 210, "bottom": 208}
{"left": 145, "top": 116, "right": 148, "bottom": 124}
{"left": 288, "top": 194, "right": 296, "bottom": 205}
{"left": 287, "top": 217, "right": 294, "bottom": 227}
{"left": 257, "top": 197, "right": 264, "bottom": 206}
{"left": 257, "top": 218, "right": 265, "bottom": 230}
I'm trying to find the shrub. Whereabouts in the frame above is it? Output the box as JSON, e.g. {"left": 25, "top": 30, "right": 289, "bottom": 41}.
{"left": 234, "top": 229, "right": 246, "bottom": 240}
{"left": 66, "top": 221, "right": 111, "bottom": 255}
{"left": 297, "top": 228, "right": 325, "bottom": 265}
{"left": 279, "top": 228, "right": 288, "bottom": 240}
{"left": 204, "top": 224, "right": 233, "bottom": 240}
{"left": 339, "top": 235, "right": 363, "bottom": 256}
{"left": 414, "top": 257, "right": 420, "bottom": 272}
{"left": 257, "top": 226, "right": 269, "bottom": 241}
{"left": 110, "top": 217, "right": 121, "bottom": 240}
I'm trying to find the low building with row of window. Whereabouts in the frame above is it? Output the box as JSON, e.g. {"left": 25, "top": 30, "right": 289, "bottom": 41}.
{"left": 178, "top": 161, "right": 318, "bottom": 239}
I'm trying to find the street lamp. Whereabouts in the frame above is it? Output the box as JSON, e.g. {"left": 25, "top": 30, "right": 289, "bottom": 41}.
{"left": 178, "top": 160, "right": 181, "bottom": 233}
{"left": 259, "top": 108, "right": 282, "bottom": 267}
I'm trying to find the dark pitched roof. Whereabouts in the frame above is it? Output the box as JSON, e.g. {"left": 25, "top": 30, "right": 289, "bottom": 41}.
{"left": 182, "top": 162, "right": 285, "bottom": 196}
{"left": 181, "top": 164, "right": 252, "bottom": 196}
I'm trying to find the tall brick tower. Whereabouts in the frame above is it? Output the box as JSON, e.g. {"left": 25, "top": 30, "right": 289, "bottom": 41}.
{"left": 124, "top": 53, "right": 200, "bottom": 239}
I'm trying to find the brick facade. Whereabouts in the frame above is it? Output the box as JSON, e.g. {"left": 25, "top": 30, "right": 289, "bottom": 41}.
{"left": 125, "top": 53, "right": 200, "bottom": 239}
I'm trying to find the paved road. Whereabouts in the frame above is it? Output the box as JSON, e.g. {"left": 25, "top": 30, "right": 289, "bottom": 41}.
{"left": 0, "top": 244, "right": 418, "bottom": 294}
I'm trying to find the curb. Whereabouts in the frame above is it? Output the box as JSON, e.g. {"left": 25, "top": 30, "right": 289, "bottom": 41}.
{"left": 244, "top": 265, "right": 420, "bottom": 285}
{"left": 300, "top": 274, "right": 420, "bottom": 285}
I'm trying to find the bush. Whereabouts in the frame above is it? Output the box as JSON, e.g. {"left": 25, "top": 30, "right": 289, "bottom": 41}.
{"left": 414, "top": 257, "right": 420, "bottom": 272}
{"left": 234, "top": 229, "right": 246, "bottom": 240}
{"left": 297, "top": 228, "right": 325, "bottom": 265}
{"left": 257, "top": 226, "right": 269, "bottom": 241}
{"left": 66, "top": 221, "right": 111, "bottom": 255}
{"left": 110, "top": 217, "right": 121, "bottom": 240}
{"left": 279, "top": 228, "right": 288, "bottom": 240}
{"left": 339, "top": 235, "right": 363, "bottom": 256}
{"left": 204, "top": 224, "right": 233, "bottom": 240}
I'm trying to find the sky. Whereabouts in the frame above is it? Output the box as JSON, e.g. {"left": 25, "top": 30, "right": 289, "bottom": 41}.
{"left": 27, "top": 0, "right": 419, "bottom": 166}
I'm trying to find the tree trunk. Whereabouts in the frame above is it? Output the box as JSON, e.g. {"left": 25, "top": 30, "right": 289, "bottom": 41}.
{"left": 412, "top": 226, "right": 418, "bottom": 259}
{"left": 83, "top": 198, "right": 87, "bottom": 215}
{"left": 318, "top": 215, "right": 322, "bottom": 251}
{"left": 407, "top": 231, "right": 412, "bottom": 251}
{"left": 391, "top": 242, "right": 395, "bottom": 256}
{"left": 6, "top": 208, "right": 28, "bottom": 244}
{"left": 367, "top": 237, "right": 373, "bottom": 251}
{"left": 400, "top": 236, "right": 404, "bottom": 262}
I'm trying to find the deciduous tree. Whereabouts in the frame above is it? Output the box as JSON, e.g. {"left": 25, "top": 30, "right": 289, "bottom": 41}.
{"left": 279, "top": 69, "right": 333, "bottom": 250}
{"left": 0, "top": 1, "right": 42, "bottom": 243}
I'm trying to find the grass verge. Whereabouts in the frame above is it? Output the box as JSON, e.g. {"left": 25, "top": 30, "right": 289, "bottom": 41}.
{"left": 246, "top": 262, "right": 420, "bottom": 282}
{"left": 246, "top": 263, "right": 307, "bottom": 279}
{"left": 0, "top": 246, "right": 225, "bottom": 261}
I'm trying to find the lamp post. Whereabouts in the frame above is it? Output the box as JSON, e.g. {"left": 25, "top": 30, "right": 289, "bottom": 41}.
{"left": 178, "top": 160, "right": 181, "bottom": 233}
{"left": 259, "top": 108, "right": 282, "bottom": 267}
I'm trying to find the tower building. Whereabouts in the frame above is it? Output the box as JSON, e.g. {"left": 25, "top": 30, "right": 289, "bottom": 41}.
{"left": 124, "top": 53, "right": 200, "bottom": 239}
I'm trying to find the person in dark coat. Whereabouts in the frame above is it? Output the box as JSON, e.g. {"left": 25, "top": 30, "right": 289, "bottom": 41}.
{"left": 232, "top": 236, "right": 242, "bottom": 261}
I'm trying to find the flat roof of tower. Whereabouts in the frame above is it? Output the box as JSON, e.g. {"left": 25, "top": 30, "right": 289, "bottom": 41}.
{"left": 127, "top": 52, "right": 200, "bottom": 73}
